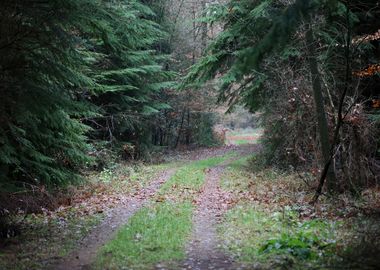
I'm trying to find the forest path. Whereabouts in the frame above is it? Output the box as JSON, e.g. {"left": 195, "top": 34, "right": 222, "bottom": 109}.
{"left": 178, "top": 147, "right": 259, "bottom": 270}
{"left": 181, "top": 166, "right": 237, "bottom": 270}
{"left": 51, "top": 169, "right": 176, "bottom": 270}
{"left": 51, "top": 145, "right": 257, "bottom": 270}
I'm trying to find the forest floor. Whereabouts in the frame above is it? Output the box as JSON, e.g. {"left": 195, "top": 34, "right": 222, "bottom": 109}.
{"left": 1, "top": 135, "right": 380, "bottom": 270}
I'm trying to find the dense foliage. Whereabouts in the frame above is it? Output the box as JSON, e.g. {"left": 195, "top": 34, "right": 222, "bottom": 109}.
{"left": 1, "top": 0, "right": 378, "bottom": 193}
{"left": 0, "top": 0, "right": 173, "bottom": 187}
{"left": 186, "top": 0, "right": 380, "bottom": 191}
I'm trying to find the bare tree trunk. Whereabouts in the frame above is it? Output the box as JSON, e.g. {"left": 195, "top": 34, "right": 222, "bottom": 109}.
{"left": 191, "top": 4, "right": 197, "bottom": 64}
{"left": 305, "top": 24, "right": 337, "bottom": 192}
{"left": 201, "top": 0, "right": 207, "bottom": 50}
{"left": 175, "top": 109, "right": 186, "bottom": 148}
{"left": 185, "top": 108, "right": 191, "bottom": 145}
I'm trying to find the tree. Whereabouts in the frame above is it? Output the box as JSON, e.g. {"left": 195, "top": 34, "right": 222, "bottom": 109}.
{"left": 0, "top": 0, "right": 173, "bottom": 187}
{"left": 147, "top": 0, "right": 221, "bottom": 149}
{"left": 184, "top": 0, "right": 380, "bottom": 193}
{"left": 305, "top": 22, "right": 337, "bottom": 191}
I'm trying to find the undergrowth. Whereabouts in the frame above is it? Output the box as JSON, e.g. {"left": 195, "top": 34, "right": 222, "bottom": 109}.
{"left": 0, "top": 162, "right": 169, "bottom": 270}
{"left": 219, "top": 154, "right": 380, "bottom": 269}
{"left": 0, "top": 213, "right": 102, "bottom": 270}
{"left": 219, "top": 205, "right": 338, "bottom": 269}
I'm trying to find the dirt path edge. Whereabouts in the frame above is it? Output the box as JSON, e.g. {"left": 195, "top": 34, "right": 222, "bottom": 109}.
{"left": 50, "top": 169, "right": 176, "bottom": 270}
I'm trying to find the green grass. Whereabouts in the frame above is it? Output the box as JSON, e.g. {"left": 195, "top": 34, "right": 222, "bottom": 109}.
{"left": 58, "top": 215, "right": 103, "bottom": 257}
{"left": 233, "top": 139, "right": 252, "bottom": 145}
{"left": 219, "top": 204, "right": 338, "bottom": 269}
{"left": 218, "top": 156, "right": 345, "bottom": 269}
{"left": 219, "top": 156, "right": 380, "bottom": 269}
{"left": 227, "top": 128, "right": 264, "bottom": 136}
{"left": 0, "top": 161, "right": 184, "bottom": 270}
{"left": 220, "top": 155, "right": 254, "bottom": 192}
{"left": 0, "top": 214, "right": 102, "bottom": 270}
{"left": 96, "top": 202, "right": 193, "bottom": 270}
{"left": 227, "top": 155, "right": 252, "bottom": 169}
{"left": 220, "top": 154, "right": 292, "bottom": 195}
{"left": 158, "top": 155, "right": 229, "bottom": 201}
{"left": 90, "top": 162, "right": 171, "bottom": 194}
{"left": 95, "top": 155, "right": 230, "bottom": 269}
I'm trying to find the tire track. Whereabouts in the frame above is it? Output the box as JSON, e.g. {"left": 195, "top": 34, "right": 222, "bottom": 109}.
{"left": 51, "top": 169, "right": 176, "bottom": 270}
{"left": 182, "top": 166, "right": 241, "bottom": 270}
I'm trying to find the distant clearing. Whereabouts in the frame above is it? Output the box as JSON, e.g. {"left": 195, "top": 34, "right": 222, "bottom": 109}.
{"left": 226, "top": 128, "right": 263, "bottom": 145}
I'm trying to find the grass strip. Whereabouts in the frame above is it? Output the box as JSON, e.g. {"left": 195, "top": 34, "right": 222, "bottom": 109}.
{"left": 96, "top": 202, "right": 193, "bottom": 270}
{"left": 219, "top": 155, "right": 255, "bottom": 192}
{"left": 233, "top": 139, "right": 253, "bottom": 145}
{"left": 158, "top": 155, "right": 228, "bottom": 201}
{"left": 95, "top": 155, "right": 229, "bottom": 269}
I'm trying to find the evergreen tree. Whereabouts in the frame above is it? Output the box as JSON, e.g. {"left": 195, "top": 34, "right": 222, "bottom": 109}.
{"left": 185, "top": 0, "right": 380, "bottom": 191}
{"left": 85, "top": 0, "right": 174, "bottom": 151}
{"left": 0, "top": 0, "right": 172, "bottom": 187}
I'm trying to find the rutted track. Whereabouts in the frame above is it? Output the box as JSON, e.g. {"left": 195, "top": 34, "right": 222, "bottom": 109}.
{"left": 182, "top": 166, "right": 236, "bottom": 270}
{"left": 50, "top": 145, "right": 260, "bottom": 270}
{"left": 181, "top": 152, "right": 257, "bottom": 270}
{"left": 51, "top": 169, "right": 176, "bottom": 270}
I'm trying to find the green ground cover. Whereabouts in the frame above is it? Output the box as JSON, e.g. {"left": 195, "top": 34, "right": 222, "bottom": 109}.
{"left": 218, "top": 156, "right": 380, "bottom": 269}
{"left": 95, "top": 155, "right": 230, "bottom": 269}
{"left": 95, "top": 202, "right": 193, "bottom": 270}
{"left": 0, "top": 163, "right": 169, "bottom": 270}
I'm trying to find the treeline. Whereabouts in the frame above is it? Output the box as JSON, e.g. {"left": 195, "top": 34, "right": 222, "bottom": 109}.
{"left": 0, "top": 0, "right": 217, "bottom": 189}
{"left": 187, "top": 0, "right": 380, "bottom": 193}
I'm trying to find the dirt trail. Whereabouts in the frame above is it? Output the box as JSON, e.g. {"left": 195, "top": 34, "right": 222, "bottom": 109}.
{"left": 51, "top": 169, "right": 176, "bottom": 270}
{"left": 181, "top": 146, "right": 259, "bottom": 270}
{"left": 51, "top": 145, "right": 259, "bottom": 270}
{"left": 182, "top": 164, "right": 241, "bottom": 270}
{"left": 162, "top": 144, "right": 257, "bottom": 163}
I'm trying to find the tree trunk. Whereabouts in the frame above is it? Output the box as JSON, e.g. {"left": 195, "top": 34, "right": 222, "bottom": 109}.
{"left": 305, "top": 24, "right": 337, "bottom": 192}
{"left": 185, "top": 108, "right": 191, "bottom": 145}
{"left": 201, "top": 0, "right": 207, "bottom": 50}
{"left": 175, "top": 109, "right": 186, "bottom": 148}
